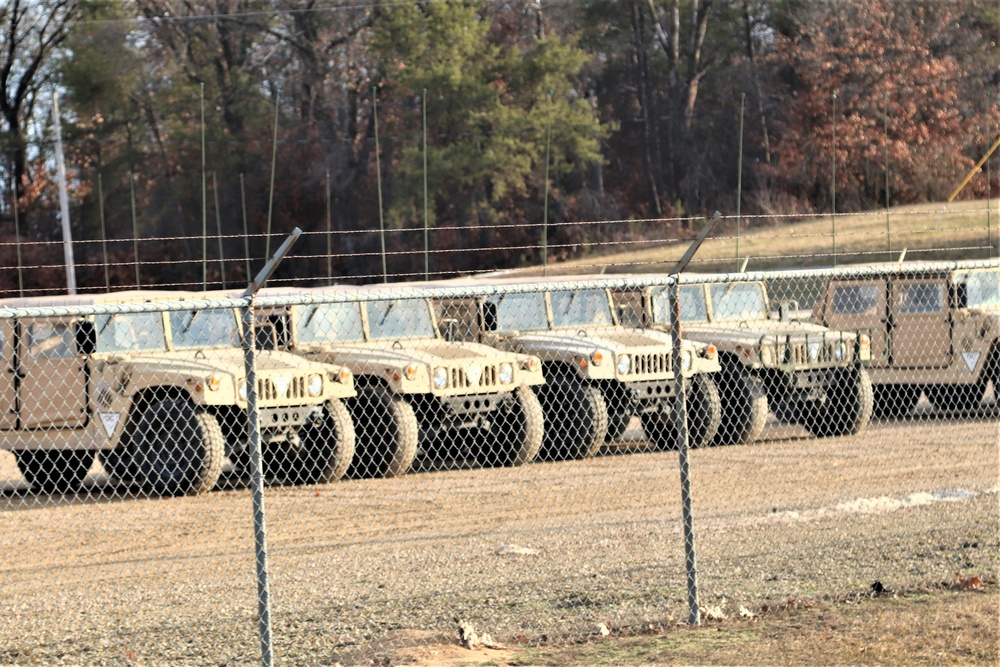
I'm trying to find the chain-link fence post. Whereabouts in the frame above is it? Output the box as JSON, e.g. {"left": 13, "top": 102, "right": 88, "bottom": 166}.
{"left": 240, "top": 228, "right": 302, "bottom": 667}
{"left": 667, "top": 276, "right": 700, "bottom": 626}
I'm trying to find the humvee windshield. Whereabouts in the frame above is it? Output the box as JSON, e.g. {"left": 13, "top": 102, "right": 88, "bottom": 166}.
{"left": 488, "top": 292, "right": 548, "bottom": 331}
{"left": 551, "top": 290, "right": 614, "bottom": 327}
{"left": 651, "top": 285, "right": 709, "bottom": 324}
{"left": 169, "top": 309, "right": 241, "bottom": 349}
{"left": 709, "top": 283, "right": 768, "bottom": 320}
{"left": 295, "top": 302, "right": 365, "bottom": 344}
{"left": 367, "top": 299, "right": 436, "bottom": 340}
{"left": 960, "top": 269, "right": 1000, "bottom": 309}
{"left": 96, "top": 313, "right": 167, "bottom": 353}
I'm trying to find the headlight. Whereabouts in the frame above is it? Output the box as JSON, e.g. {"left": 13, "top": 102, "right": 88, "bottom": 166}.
{"left": 433, "top": 366, "right": 448, "bottom": 389}
{"left": 834, "top": 341, "right": 848, "bottom": 360}
{"left": 591, "top": 351, "right": 604, "bottom": 366}
{"left": 405, "top": 363, "right": 419, "bottom": 381}
{"left": 307, "top": 374, "right": 323, "bottom": 397}
{"left": 498, "top": 362, "right": 514, "bottom": 384}
{"left": 682, "top": 351, "right": 692, "bottom": 371}
{"left": 616, "top": 354, "right": 631, "bottom": 375}
{"left": 238, "top": 380, "right": 248, "bottom": 401}
{"left": 207, "top": 373, "right": 222, "bottom": 392}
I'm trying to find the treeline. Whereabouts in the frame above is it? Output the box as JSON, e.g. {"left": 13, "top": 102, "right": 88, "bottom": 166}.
{"left": 0, "top": 0, "right": 998, "bottom": 292}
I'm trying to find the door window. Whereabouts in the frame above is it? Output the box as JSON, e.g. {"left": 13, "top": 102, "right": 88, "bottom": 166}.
{"left": 897, "top": 283, "right": 944, "bottom": 313}
{"left": 832, "top": 285, "right": 880, "bottom": 315}
{"left": 28, "top": 323, "right": 75, "bottom": 359}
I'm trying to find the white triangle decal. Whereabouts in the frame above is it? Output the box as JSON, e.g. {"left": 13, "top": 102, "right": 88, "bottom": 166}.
{"left": 99, "top": 412, "right": 121, "bottom": 438}
{"left": 961, "top": 351, "right": 980, "bottom": 373}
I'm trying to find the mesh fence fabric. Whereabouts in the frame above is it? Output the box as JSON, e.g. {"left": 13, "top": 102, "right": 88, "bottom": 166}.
{"left": 0, "top": 261, "right": 997, "bottom": 666}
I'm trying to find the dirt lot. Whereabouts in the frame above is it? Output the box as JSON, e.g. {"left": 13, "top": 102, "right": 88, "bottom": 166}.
{"left": 0, "top": 408, "right": 997, "bottom": 666}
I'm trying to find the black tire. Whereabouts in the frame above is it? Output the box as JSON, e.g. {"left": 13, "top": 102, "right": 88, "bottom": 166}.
{"left": 480, "top": 386, "right": 545, "bottom": 467}
{"left": 712, "top": 368, "right": 769, "bottom": 446}
{"left": 98, "top": 446, "right": 136, "bottom": 482}
{"left": 642, "top": 374, "right": 722, "bottom": 451}
{"left": 604, "top": 410, "right": 633, "bottom": 442}
{"left": 346, "top": 386, "right": 419, "bottom": 478}
{"left": 926, "top": 383, "right": 986, "bottom": 413}
{"left": 537, "top": 380, "right": 608, "bottom": 461}
{"left": 275, "top": 398, "right": 356, "bottom": 485}
{"left": 131, "top": 399, "right": 225, "bottom": 496}
{"left": 801, "top": 368, "right": 874, "bottom": 438}
{"left": 14, "top": 449, "right": 95, "bottom": 494}
{"left": 872, "top": 384, "right": 921, "bottom": 419}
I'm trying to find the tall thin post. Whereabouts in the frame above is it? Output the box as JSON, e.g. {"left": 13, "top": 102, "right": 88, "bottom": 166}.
{"left": 130, "top": 172, "right": 140, "bottom": 288}
{"left": 736, "top": 93, "right": 745, "bottom": 271}
{"left": 201, "top": 82, "right": 208, "bottom": 288}
{"left": 240, "top": 173, "right": 250, "bottom": 279}
{"left": 213, "top": 171, "right": 226, "bottom": 289}
{"left": 423, "top": 88, "right": 429, "bottom": 281}
{"left": 52, "top": 93, "right": 77, "bottom": 294}
{"left": 12, "top": 183, "right": 24, "bottom": 297}
{"left": 542, "top": 89, "right": 554, "bottom": 276}
{"left": 884, "top": 92, "right": 891, "bottom": 259}
{"left": 668, "top": 277, "right": 699, "bottom": 625}
{"left": 98, "top": 173, "right": 110, "bottom": 291}
{"left": 239, "top": 227, "right": 302, "bottom": 667}
{"left": 325, "top": 171, "right": 333, "bottom": 284}
{"left": 988, "top": 89, "right": 993, "bottom": 259}
{"left": 831, "top": 91, "right": 837, "bottom": 267}
{"left": 265, "top": 93, "right": 279, "bottom": 259}
{"left": 373, "top": 87, "right": 387, "bottom": 283}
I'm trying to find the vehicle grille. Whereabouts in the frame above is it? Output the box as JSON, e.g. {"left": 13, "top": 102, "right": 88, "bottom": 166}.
{"left": 629, "top": 352, "right": 670, "bottom": 376}
{"left": 450, "top": 365, "right": 498, "bottom": 389}
{"left": 257, "top": 375, "right": 306, "bottom": 401}
{"left": 781, "top": 341, "right": 836, "bottom": 365}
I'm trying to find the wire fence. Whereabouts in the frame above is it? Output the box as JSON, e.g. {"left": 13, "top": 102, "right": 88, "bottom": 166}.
{"left": 0, "top": 258, "right": 997, "bottom": 666}
{"left": 1, "top": 202, "right": 997, "bottom": 296}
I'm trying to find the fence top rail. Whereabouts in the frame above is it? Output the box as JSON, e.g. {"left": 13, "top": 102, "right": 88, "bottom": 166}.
{"left": 0, "top": 291, "right": 253, "bottom": 320}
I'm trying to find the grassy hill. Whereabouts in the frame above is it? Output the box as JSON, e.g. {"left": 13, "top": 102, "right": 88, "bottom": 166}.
{"left": 492, "top": 198, "right": 998, "bottom": 277}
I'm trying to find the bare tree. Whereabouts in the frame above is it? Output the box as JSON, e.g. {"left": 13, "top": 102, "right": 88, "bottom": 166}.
{"left": 0, "top": 0, "right": 78, "bottom": 205}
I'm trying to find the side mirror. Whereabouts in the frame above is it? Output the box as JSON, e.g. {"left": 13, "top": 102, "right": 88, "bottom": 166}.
{"left": 75, "top": 320, "right": 96, "bottom": 356}
{"left": 439, "top": 318, "right": 458, "bottom": 342}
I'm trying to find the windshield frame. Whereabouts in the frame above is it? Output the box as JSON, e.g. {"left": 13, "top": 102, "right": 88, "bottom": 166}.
{"left": 167, "top": 308, "right": 242, "bottom": 350}
{"left": 957, "top": 269, "right": 1000, "bottom": 309}
{"left": 364, "top": 298, "right": 439, "bottom": 341}
{"left": 550, "top": 289, "right": 616, "bottom": 328}
{"left": 707, "top": 282, "right": 770, "bottom": 321}
{"left": 292, "top": 301, "right": 367, "bottom": 345}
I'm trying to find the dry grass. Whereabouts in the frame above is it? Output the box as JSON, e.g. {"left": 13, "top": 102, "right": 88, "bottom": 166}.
{"left": 505, "top": 198, "right": 999, "bottom": 276}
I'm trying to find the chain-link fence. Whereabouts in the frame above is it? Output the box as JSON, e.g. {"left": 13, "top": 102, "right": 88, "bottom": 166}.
{"left": 1, "top": 259, "right": 997, "bottom": 666}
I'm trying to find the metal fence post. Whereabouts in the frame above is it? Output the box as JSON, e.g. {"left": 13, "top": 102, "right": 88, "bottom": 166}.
{"left": 240, "top": 297, "right": 274, "bottom": 667}
{"left": 240, "top": 228, "right": 302, "bottom": 667}
{"left": 667, "top": 276, "right": 700, "bottom": 626}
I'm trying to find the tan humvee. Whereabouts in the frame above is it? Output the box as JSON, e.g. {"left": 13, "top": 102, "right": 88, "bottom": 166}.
{"left": 0, "top": 290, "right": 356, "bottom": 496}
{"left": 431, "top": 276, "right": 723, "bottom": 458}
{"left": 811, "top": 264, "right": 1000, "bottom": 416}
{"left": 634, "top": 278, "right": 874, "bottom": 442}
{"left": 248, "top": 285, "right": 546, "bottom": 477}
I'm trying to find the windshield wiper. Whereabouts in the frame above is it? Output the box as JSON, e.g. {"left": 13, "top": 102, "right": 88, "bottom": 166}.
{"left": 180, "top": 310, "right": 201, "bottom": 334}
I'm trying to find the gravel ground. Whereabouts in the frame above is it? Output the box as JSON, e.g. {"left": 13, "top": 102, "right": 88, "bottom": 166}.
{"left": 0, "top": 408, "right": 997, "bottom": 667}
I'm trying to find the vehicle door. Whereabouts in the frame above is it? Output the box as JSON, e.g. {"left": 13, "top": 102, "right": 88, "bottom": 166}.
{"left": 820, "top": 279, "right": 889, "bottom": 365}
{"left": 0, "top": 320, "right": 16, "bottom": 429}
{"left": 18, "top": 318, "right": 88, "bottom": 429}
{"left": 889, "top": 277, "right": 950, "bottom": 368}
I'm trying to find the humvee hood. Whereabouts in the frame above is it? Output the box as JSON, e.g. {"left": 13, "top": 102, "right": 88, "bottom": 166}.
{"left": 301, "top": 339, "right": 513, "bottom": 368}
{"left": 684, "top": 319, "right": 850, "bottom": 344}
{"left": 117, "top": 348, "right": 323, "bottom": 375}
{"left": 509, "top": 328, "right": 674, "bottom": 355}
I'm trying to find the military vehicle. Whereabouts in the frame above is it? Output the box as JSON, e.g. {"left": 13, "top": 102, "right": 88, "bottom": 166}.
{"left": 433, "top": 276, "right": 723, "bottom": 458}
{"left": 636, "top": 278, "right": 874, "bottom": 443}
{"left": 811, "top": 263, "right": 1000, "bottom": 416}
{"left": 248, "top": 285, "right": 546, "bottom": 477}
{"left": 0, "top": 291, "right": 356, "bottom": 495}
